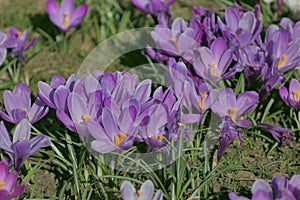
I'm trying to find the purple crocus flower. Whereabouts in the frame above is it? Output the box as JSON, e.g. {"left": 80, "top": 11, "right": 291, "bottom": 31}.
{"left": 0, "top": 84, "right": 49, "bottom": 124}
{"left": 87, "top": 107, "right": 136, "bottom": 153}
{"left": 132, "top": 0, "right": 174, "bottom": 15}
{"left": 193, "top": 37, "right": 233, "bottom": 83}
{"left": 132, "top": 0, "right": 174, "bottom": 25}
{"left": 229, "top": 175, "right": 300, "bottom": 199}
{"left": 8, "top": 28, "right": 37, "bottom": 63}
{"left": 211, "top": 88, "right": 259, "bottom": 128}
{"left": 151, "top": 18, "right": 196, "bottom": 56}
{"left": 0, "top": 31, "right": 16, "bottom": 66}
{"left": 279, "top": 79, "right": 300, "bottom": 109}
{"left": 0, "top": 158, "right": 25, "bottom": 200}
{"left": 218, "top": 4, "right": 262, "bottom": 48}
{"left": 46, "top": 0, "right": 88, "bottom": 32}
{"left": 217, "top": 116, "right": 244, "bottom": 161}
{"left": 120, "top": 180, "right": 163, "bottom": 200}
{"left": 259, "top": 123, "right": 294, "bottom": 145}
{"left": 0, "top": 119, "right": 51, "bottom": 171}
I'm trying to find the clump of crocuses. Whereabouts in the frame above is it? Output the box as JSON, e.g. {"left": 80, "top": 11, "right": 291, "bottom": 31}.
{"left": 120, "top": 180, "right": 163, "bottom": 200}
{"left": 46, "top": 0, "right": 88, "bottom": 32}
{"left": 229, "top": 175, "right": 300, "bottom": 199}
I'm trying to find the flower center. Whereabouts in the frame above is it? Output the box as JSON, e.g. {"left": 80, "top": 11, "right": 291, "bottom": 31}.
{"left": 170, "top": 37, "right": 178, "bottom": 50}
{"left": 229, "top": 108, "right": 235, "bottom": 119}
{"left": 292, "top": 90, "right": 300, "bottom": 102}
{"left": 82, "top": 115, "right": 91, "bottom": 123}
{"left": 152, "top": 135, "right": 164, "bottom": 141}
{"left": 137, "top": 190, "right": 143, "bottom": 197}
{"left": 114, "top": 133, "right": 127, "bottom": 147}
{"left": 198, "top": 92, "right": 207, "bottom": 111}
{"left": 0, "top": 181, "right": 5, "bottom": 190}
{"left": 209, "top": 62, "right": 217, "bottom": 76}
{"left": 277, "top": 55, "right": 287, "bottom": 70}
{"left": 17, "top": 31, "right": 22, "bottom": 38}
{"left": 19, "top": 137, "right": 26, "bottom": 141}
{"left": 178, "top": 122, "right": 184, "bottom": 127}
{"left": 63, "top": 13, "right": 70, "bottom": 27}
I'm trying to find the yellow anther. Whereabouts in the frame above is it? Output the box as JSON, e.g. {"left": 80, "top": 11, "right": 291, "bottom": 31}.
{"left": 115, "top": 133, "right": 127, "bottom": 147}
{"left": 198, "top": 92, "right": 207, "bottom": 111}
{"left": 137, "top": 190, "right": 143, "bottom": 197}
{"left": 82, "top": 115, "right": 91, "bottom": 123}
{"left": 229, "top": 108, "right": 235, "bottom": 119}
{"left": 0, "top": 181, "right": 5, "bottom": 189}
{"left": 19, "top": 137, "right": 26, "bottom": 141}
{"left": 63, "top": 13, "right": 70, "bottom": 27}
{"left": 277, "top": 55, "right": 287, "bottom": 70}
{"left": 170, "top": 37, "right": 178, "bottom": 50}
{"left": 209, "top": 62, "right": 217, "bottom": 76}
{"left": 292, "top": 90, "right": 300, "bottom": 102}
{"left": 178, "top": 122, "right": 184, "bottom": 127}
{"left": 152, "top": 135, "right": 164, "bottom": 141}
{"left": 17, "top": 31, "right": 22, "bottom": 38}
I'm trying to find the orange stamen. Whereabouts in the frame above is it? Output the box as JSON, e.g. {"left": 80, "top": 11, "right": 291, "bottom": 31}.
{"left": 82, "top": 115, "right": 91, "bottom": 123}
{"left": 137, "top": 190, "right": 143, "bottom": 197}
{"left": 209, "top": 62, "right": 217, "bottom": 76}
{"left": 198, "top": 92, "right": 207, "bottom": 111}
{"left": 178, "top": 122, "right": 184, "bottom": 127}
{"left": 292, "top": 90, "right": 300, "bottom": 102}
{"left": 277, "top": 55, "right": 287, "bottom": 70}
{"left": 19, "top": 137, "right": 26, "bottom": 141}
{"left": 0, "top": 181, "right": 5, "bottom": 190}
{"left": 152, "top": 135, "right": 164, "bottom": 141}
{"left": 17, "top": 31, "right": 22, "bottom": 38}
{"left": 115, "top": 133, "right": 127, "bottom": 147}
{"left": 170, "top": 37, "right": 178, "bottom": 50}
{"left": 63, "top": 13, "right": 70, "bottom": 27}
{"left": 229, "top": 108, "right": 235, "bottom": 119}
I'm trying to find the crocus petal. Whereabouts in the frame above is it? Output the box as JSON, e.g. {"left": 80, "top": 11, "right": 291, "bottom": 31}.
{"left": 91, "top": 140, "right": 116, "bottom": 153}
{"left": 56, "top": 110, "right": 76, "bottom": 132}
{"left": 0, "top": 121, "right": 12, "bottom": 148}
{"left": 37, "top": 82, "right": 56, "bottom": 108}
{"left": 46, "top": 0, "right": 62, "bottom": 27}
{"left": 0, "top": 48, "right": 7, "bottom": 66}
{"left": 3, "top": 91, "right": 17, "bottom": 115}
{"left": 102, "top": 108, "right": 119, "bottom": 136}
{"left": 4, "top": 171, "right": 18, "bottom": 191}
{"left": 13, "top": 119, "right": 31, "bottom": 143}
{"left": 30, "top": 135, "right": 51, "bottom": 155}
{"left": 235, "top": 120, "right": 252, "bottom": 129}
{"left": 61, "top": 0, "right": 75, "bottom": 13}
{"left": 13, "top": 141, "right": 31, "bottom": 171}
{"left": 28, "top": 98, "right": 49, "bottom": 124}
{"left": 51, "top": 76, "right": 66, "bottom": 88}
{"left": 132, "top": 0, "right": 149, "bottom": 13}
{"left": 211, "top": 37, "right": 227, "bottom": 61}
{"left": 54, "top": 86, "right": 69, "bottom": 112}
{"left": 9, "top": 182, "right": 25, "bottom": 199}
{"left": 70, "top": 5, "right": 88, "bottom": 27}
{"left": 153, "top": 190, "right": 163, "bottom": 200}
{"left": 139, "top": 180, "right": 154, "bottom": 200}
{"left": 251, "top": 179, "right": 273, "bottom": 196}
{"left": 11, "top": 110, "right": 27, "bottom": 124}
{"left": 120, "top": 181, "right": 138, "bottom": 200}
{"left": 279, "top": 86, "right": 289, "bottom": 106}
{"left": 236, "top": 91, "right": 259, "bottom": 118}
{"left": 134, "top": 79, "right": 151, "bottom": 104}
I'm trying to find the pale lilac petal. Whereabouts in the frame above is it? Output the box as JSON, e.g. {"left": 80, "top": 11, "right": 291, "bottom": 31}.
{"left": 13, "top": 119, "right": 31, "bottom": 143}
{"left": 120, "top": 181, "right": 138, "bottom": 200}
{"left": 140, "top": 180, "right": 154, "bottom": 200}
{"left": 38, "top": 81, "right": 55, "bottom": 108}
{"left": 30, "top": 135, "right": 51, "bottom": 155}
{"left": 28, "top": 98, "right": 49, "bottom": 123}
{"left": 91, "top": 140, "right": 115, "bottom": 153}
{"left": 0, "top": 121, "right": 12, "bottom": 149}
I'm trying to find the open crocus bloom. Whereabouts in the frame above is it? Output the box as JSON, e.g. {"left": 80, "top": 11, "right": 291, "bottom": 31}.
{"left": 46, "top": 0, "right": 88, "bottom": 32}
{"left": 0, "top": 119, "right": 51, "bottom": 171}
{"left": 120, "top": 180, "right": 163, "bottom": 200}
{"left": 279, "top": 79, "right": 300, "bottom": 109}
{"left": 0, "top": 84, "right": 48, "bottom": 124}
{"left": 211, "top": 88, "right": 259, "bottom": 128}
